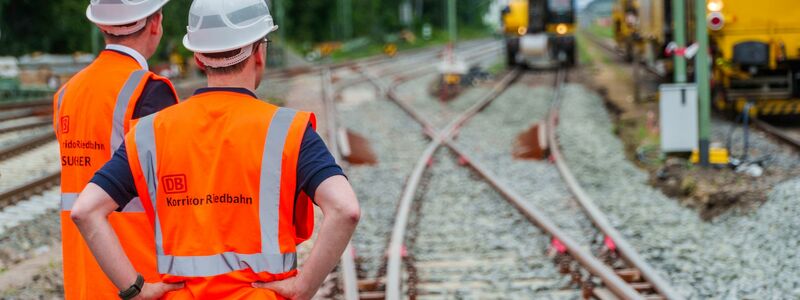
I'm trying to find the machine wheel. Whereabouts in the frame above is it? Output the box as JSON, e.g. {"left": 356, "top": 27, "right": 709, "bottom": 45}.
{"left": 624, "top": 41, "right": 634, "bottom": 62}
{"left": 506, "top": 38, "right": 519, "bottom": 67}
{"left": 568, "top": 45, "right": 577, "bottom": 66}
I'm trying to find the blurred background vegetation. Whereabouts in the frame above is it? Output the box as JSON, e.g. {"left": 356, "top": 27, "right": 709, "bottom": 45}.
{"left": 0, "top": 0, "right": 494, "bottom": 60}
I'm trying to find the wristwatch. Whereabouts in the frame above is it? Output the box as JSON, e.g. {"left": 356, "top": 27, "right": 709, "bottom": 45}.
{"left": 118, "top": 274, "right": 144, "bottom": 300}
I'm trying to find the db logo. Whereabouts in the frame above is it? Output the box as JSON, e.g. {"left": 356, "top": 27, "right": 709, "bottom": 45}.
{"left": 162, "top": 174, "right": 188, "bottom": 194}
{"left": 60, "top": 116, "right": 70, "bottom": 133}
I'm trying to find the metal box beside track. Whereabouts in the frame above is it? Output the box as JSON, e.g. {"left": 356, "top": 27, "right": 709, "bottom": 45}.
{"left": 660, "top": 83, "right": 698, "bottom": 152}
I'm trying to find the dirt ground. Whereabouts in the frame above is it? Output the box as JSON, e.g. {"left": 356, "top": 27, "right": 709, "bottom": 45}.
{"left": 576, "top": 33, "right": 797, "bottom": 220}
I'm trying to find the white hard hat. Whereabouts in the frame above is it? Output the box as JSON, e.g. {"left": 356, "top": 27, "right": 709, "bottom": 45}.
{"left": 87, "top": 0, "right": 169, "bottom": 26}
{"left": 183, "top": 0, "right": 279, "bottom": 54}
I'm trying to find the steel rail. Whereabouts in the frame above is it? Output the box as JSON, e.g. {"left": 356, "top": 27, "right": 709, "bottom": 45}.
{"left": 354, "top": 33, "right": 680, "bottom": 299}
{"left": 547, "top": 75, "right": 683, "bottom": 300}
{"left": 0, "top": 107, "right": 52, "bottom": 123}
{"left": 0, "top": 118, "right": 51, "bottom": 134}
{"left": 320, "top": 68, "right": 361, "bottom": 300}
{"left": 375, "top": 68, "right": 644, "bottom": 299}
{"left": 752, "top": 118, "right": 800, "bottom": 150}
{"left": 0, "top": 132, "right": 55, "bottom": 162}
{"left": 442, "top": 142, "right": 642, "bottom": 299}
{"left": 0, "top": 100, "right": 51, "bottom": 111}
{"left": 325, "top": 42, "right": 502, "bottom": 299}
{"left": 378, "top": 69, "right": 528, "bottom": 300}
{"left": 0, "top": 171, "right": 60, "bottom": 210}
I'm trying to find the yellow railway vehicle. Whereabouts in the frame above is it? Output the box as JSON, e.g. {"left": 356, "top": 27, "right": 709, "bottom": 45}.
{"left": 502, "top": 0, "right": 577, "bottom": 67}
{"left": 611, "top": 0, "right": 640, "bottom": 61}
{"left": 613, "top": 0, "right": 800, "bottom": 117}
{"left": 708, "top": 0, "right": 800, "bottom": 116}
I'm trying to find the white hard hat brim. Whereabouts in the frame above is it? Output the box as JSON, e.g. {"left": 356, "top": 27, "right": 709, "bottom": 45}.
{"left": 86, "top": 1, "right": 169, "bottom": 26}
{"left": 183, "top": 25, "right": 278, "bottom": 54}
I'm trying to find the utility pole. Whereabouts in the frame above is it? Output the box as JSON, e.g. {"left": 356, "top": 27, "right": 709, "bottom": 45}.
{"left": 448, "top": 0, "right": 457, "bottom": 43}
{"left": 695, "top": 0, "right": 711, "bottom": 165}
{"left": 672, "top": 0, "right": 687, "bottom": 83}
{"left": 416, "top": 0, "right": 423, "bottom": 22}
{"left": 339, "top": 0, "right": 352, "bottom": 39}
{"left": 273, "top": 0, "right": 284, "bottom": 41}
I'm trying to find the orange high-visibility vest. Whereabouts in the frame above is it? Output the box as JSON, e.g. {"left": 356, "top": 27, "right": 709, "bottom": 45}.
{"left": 125, "top": 91, "right": 316, "bottom": 299}
{"left": 53, "top": 50, "right": 178, "bottom": 300}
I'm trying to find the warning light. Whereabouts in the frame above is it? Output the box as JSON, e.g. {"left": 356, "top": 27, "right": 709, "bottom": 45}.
{"left": 707, "top": 12, "right": 724, "bottom": 31}
{"left": 556, "top": 24, "right": 568, "bottom": 35}
{"left": 707, "top": 0, "right": 723, "bottom": 12}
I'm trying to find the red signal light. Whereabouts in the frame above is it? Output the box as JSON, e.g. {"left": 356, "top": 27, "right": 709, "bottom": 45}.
{"left": 708, "top": 12, "right": 724, "bottom": 31}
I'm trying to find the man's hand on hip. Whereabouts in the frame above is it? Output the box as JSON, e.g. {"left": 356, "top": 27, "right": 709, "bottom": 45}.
{"left": 253, "top": 277, "right": 313, "bottom": 300}
{"left": 134, "top": 282, "right": 185, "bottom": 300}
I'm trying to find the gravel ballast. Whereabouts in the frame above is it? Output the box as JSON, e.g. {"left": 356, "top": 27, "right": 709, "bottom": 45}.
{"left": 410, "top": 150, "right": 579, "bottom": 299}
{"left": 338, "top": 82, "right": 429, "bottom": 279}
{"left": 455, "top": 83, "right": 597, "bottom": 247}
{"left": 557, "top": 84, "right": 800, "bottom": 299}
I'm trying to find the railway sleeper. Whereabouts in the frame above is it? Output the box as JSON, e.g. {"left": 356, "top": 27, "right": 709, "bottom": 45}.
{"left": 356, "top": 278, "right": 386, "bottom": 300}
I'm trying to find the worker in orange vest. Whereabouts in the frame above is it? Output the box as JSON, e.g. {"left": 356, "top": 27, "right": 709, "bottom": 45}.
{"left": 70, "top": 0, "right": 361, "bottom": 299}
{"left": 54, "top": 0, "right": 178, "bottom": 299}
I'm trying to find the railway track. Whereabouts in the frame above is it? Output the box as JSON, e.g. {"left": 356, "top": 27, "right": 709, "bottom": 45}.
{"left": 321, "top": 41, "right": 504, "bottom": 300}
{"left": 335, "top": 53, "right": 682, "bottom": 298}
{"left": 581, "top": 32, "right": 666, "bottom": 80}
{"left": 752, "top": 118, "right": 800, "bottom": 150}
{"left": 0, "top": 40, "right": 686, "bottom": 299}
{"left": 0, "top": 106, "right": 52, "bottom": 123}
{"left": 0, "top": 106, "right": 59, "bottom": 209}
{"left": 0, "top": 140, "right": 60, "bottom": 210}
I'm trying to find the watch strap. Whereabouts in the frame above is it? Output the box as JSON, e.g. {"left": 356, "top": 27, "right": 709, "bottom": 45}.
{"left": 118, "top": 274, "right": 144, "bottom": 300}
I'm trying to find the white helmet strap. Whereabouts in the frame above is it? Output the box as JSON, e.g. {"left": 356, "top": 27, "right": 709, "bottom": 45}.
{"left": 98, "top": 19, "right": 147, "bottom": 36}
{"left": 196, "top": 44, "right": 255, "bottom": 68}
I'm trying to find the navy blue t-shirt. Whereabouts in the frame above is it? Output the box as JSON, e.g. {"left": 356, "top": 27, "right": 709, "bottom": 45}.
{"left": 107, "top": 49, "right": 177, "bottom": 118}
{"left": 90, "top": 88, "right": 344, "bottom": 210}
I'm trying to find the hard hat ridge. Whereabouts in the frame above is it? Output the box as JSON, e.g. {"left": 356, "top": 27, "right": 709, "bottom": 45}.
{"left": 87, "top": 0, "right": 169, "bottom": 27}
{"left": 183, "top": 0, "right": 279, "bottom": 54}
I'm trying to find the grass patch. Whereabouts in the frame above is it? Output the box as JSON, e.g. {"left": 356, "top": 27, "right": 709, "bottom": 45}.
{"left": 487, "top": 56, "right": 507, "bottom": 75}
{"left": 576, "top": 34, "right": 594, "bottom": 66}
{"left": 585, "top": 23, "right": 614, "bottom": 39}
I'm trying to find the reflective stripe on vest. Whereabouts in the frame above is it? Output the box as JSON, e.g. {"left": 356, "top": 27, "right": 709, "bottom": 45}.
{"left": 57, "top": 86, "right": 67, "bottom": 109}
{"left": 61, "top": 193, "right": 78, "bottom": 211}
{"left": 58, "top": 70, "right": 148, "bottom": 212}
{"left": 134, "top": 108, "right": 299, "bottom": 277}
{"left": 111, "top": 70, "right": 148, "bottom": 155}
{"left": 55, "top": 86, "right": 68, "bottom": 134}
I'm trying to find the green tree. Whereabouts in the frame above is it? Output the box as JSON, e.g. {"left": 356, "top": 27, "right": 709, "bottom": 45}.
{"left": 0, "top": 0, "right": 491, "bottom": 56}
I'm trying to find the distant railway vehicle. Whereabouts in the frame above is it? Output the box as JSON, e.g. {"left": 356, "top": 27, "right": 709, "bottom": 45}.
{"left": 613, "top": 0, "right": 800, "bottom": 117}
{"left": 502, "top": 0, "right": 577, "bottom": 67}
{"left": 611, "top": 0, "right": 638, "bottom": 62}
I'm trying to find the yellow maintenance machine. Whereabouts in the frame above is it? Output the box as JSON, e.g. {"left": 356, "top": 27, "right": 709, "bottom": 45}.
{"left": 611, "top": 0, "right": 639, "bottom": 61}
{"left": 502, "top": 0, "right": 577, "bottom": 67}
{"left": 613, "top": 0, "right": 800, "bottom": 117}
